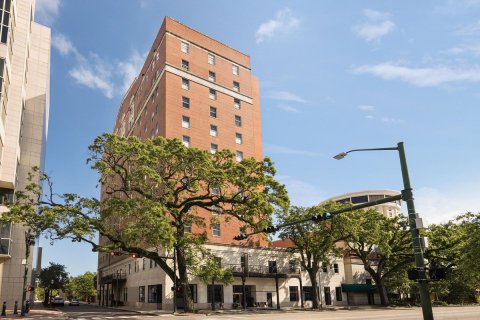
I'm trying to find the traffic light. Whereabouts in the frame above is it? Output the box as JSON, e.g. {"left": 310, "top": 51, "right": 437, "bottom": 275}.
{"left": 407, "top": 268, "right": 421, "bottom": 280}
{"left": 312, "top": 212, "right": 332, "bottom": 223}
{"left": 263, "top": 226, "right": 277, "bottom": 233}
{"left": 110, "top": 250, "right": 122, "bottom": 256}
{"left": 26, "top": 286, "right": 34, "bottom": 292}
{"left": 429, "top": 268, "right": 446, "bottom": 281}
{"left": 132, "top": 253, "right": 143, "bottom": 258}
{"left": 234, "top": 233, "right": 248, "bottom": 241}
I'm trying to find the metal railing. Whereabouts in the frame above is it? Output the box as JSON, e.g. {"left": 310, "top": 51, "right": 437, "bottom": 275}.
{"left": 225, "top": 263, "right": 300, "bottom": 275}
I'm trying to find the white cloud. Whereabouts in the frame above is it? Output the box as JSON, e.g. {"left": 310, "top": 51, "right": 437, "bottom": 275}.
{"left": 117, "top": 50, "right": 146, "bottom": 93}
{"left": 353, "top": 62, "right": 480, "bottom": 87}
{"left": 415, "top": 187, "right": 480, "bottom": 225}
{"left": 380, "top": 116, "right": 403, "bottom": 124}
{"left": 353, "top": 9, "right": 396, "bottom": 42}
{"left": 52, "top": 33, "right": 144, "bottom": 99}
{"left": 455, "top": 20, "right": 480, "bottom": 36}
{"left": 35, "top": 0, "right": 60, "bottom": 25}
{"left": 275, "top": 105, "right": 299, "bottom": 113}
{"left": 69, "top": 66, "right": 114, "bottom": 99}
{"left": 365, "top": 115, "right": 375, "bottom": 119}
{"left": 264, "top": 144, "right": 321, "bottom": 157}
{"left": 358, "top": 105, "right": 375, "bottom": 111}
{"left": 255, "top": 8, "right": 300, "bottom": 43}
{"left": 52, "top": 33, "right": 76, "bottom": 56}
{"left": 264, "top": 90, "right": 306, "bottom": 103}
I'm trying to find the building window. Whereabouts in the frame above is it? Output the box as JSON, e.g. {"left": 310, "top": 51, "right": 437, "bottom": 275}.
{"left": 211, "top": 185, "right": 220, "bottom": 196}
{"left": 184, "top": 222, "right": 192, "bottom": 233}
{"left": 209, "top": 89, "right": 216, "bottom": 100}
{"left": 190, "top": 284, "right": 198, "bottom": 303}
{"left": 208, "top": 53, "right": 215, "bottom": 65}
{"left": 235, "top": 133, "right": 242, "bottom": 144}
{"left": 0, "top": 0, "right": 11, "bottom": 44}
{"left": 208, "top": 71, "right": 216, "bottom": 82}
{"left": 335, "top": 287, "right": 343, "bottom": 301}
{"left": 210, "top": 143, "right": 218, "bottom": 154}
{"left": 232, "top": 64, "right": 239, "bottom": 75}
{"left": 334, "top": 263, "right": 339, "bottom": 273}
{"left": 0, "top": 222, "right": 12, "bottom": 255}
{"left": 123, "top": 288, "right": 128, "bottom": 302}
{"left": 289, "top": 286, "right": 299, "bottom": 302}
{"left": 233, "top": 81, "right": 240, "bottom": 92}
{"left": 128, "top": 264, "right": 131, "bottom": 275}
{"left": 322, "top": 265, "right": 328, "bottom": 273}
{"left": 0, "top": 58, "right": 6, "bottom": 124}
{"left": 182, "top": 135, "right": 190, "bottom": 147}
{"left": 210, "top": 125, "right": 217, "bottom": 137}
{"left": 182, "top": 116, "right": 190, "bottom": 128}
{"left": 181, "top": 41, "right": 189, "bottom": 53}
{"left": 182, "top": 59, "right": 189, "bottom": 71}
{"left": 182, "top": 96, "right": 190, "bottom": 109}
{"left": 210, "top": 106, "right": 217, "bottom": 118}
{"left": 212, "top": 223, "right": 221, "bottom": 236}
{"left": 234, "top": 98, "right": 241, "bottom": 109}
{"left": 235, "top": 115, "right": 242, "bottom": 127}
{"left": 236, "top": 151, "right": 243, "bottom": 162}
{"left": 182, "top": 78, "right": 189, "bottom": 90}
{"left": 268, "top": 261, "right": 277, "bottom": 273}
{"left": 303, "top": 287, "right": 313, "bottom": 301}
{"left": 207, "top": 285, "right": 223, "bottom": 303}
{"left": 139, "top": 286, "right": 145, "bottom": 302}
{"left": 212, "top": 205, "right": 222, "bottom": 215}
{"left": 143, "top": 258, "right": 146, "bottom": 270}
{"left": 148, "top": 285, "right": 162, "bottom": 303}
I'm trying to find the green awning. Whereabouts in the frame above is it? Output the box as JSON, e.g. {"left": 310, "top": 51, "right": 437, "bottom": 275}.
{"left": 341, "top": 283, "right": 377, "bottom": 293}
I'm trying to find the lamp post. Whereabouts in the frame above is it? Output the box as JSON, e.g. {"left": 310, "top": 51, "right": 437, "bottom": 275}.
{"left": 333, "top": 142, "right": 434, "bottom": 320}
{"left": 21, "top": 230, "right": 35, "bottom": 316}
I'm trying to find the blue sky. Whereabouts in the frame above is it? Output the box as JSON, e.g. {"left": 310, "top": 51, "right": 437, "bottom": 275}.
{"left": 35, "top": 0, "right": 480, "bottom": 276}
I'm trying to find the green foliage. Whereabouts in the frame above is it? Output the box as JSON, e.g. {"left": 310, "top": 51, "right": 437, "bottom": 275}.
{"left": 426, "top": 212, "right": 480, "bottom": 304}
{"left": 38, "top": 262, "right": 69, "bottom": 290}
{"left": 2, "top": 133, "right": 288, "bottom": 312}
{"left": 335, "top": 209, "right": 413, "bottom": 306}
{"left": 65, "top": 272, "right": 97, "bottom": 301}
{"left": 277, "top": 202, "right": 346, "bottom": 309}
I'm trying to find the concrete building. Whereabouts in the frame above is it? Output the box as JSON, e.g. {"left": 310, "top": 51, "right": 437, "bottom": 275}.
{"left": 0, "top": 0, "right": 50, "bottom": 306}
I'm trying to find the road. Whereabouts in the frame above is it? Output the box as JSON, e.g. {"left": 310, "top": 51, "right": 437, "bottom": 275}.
{"left": 60, "top": 305, "right": 480, "bottom": 320}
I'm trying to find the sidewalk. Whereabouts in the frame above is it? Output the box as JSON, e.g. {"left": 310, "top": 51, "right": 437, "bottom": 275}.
{"left": 0, "top": 302, "right": 67, "bottom": 319}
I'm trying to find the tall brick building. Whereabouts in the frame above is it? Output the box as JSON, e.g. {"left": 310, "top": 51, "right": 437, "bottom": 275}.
{"left": 112, "top": 16, "right": 263, "bottom": 245}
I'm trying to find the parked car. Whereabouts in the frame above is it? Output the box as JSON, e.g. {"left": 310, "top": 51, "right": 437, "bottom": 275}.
{"left": 69, "top": 299, "right": 80, "bottom": 306}
{"left": 52, "top": 297, "right": 65, "bottom": 306}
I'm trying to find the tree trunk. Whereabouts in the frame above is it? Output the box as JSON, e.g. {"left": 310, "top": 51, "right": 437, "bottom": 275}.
{"left": 376, "top": 277, "right": 389, "bottom": 306}
{"left": 176, "top": 246, "right": 194, "bottom": 312}
{"left": 307, "top": 267, "right": 321, "bottom": 309}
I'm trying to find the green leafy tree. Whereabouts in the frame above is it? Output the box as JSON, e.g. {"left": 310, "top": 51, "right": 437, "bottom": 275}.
{"left": 336, "top": 209, "right": 413, "bottom": 306}
{"left": 426, "top": 212, "right": 480, "bottom": 304}
{"left": 277, "top": 204, "right": 345, "bottom": 309}
{"left": 4, "top": 133, "right": 289, "bottom": 312}
{"left": 38, "top": 262, "right": 69, "bottom": 305}
{"left": 65, "top": 272, "right": 97, "bottom": 302}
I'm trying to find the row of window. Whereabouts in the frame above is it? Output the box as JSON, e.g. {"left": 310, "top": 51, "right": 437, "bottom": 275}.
{"left": 181, "top": 115, "right": 242, "bottom": 129}
{"left": 182, "top": 94, "right": 241, "bottom": 110}
{"left": 182, "top": 59, "right": 241, "bottom": 92}
{"left": 181, "top": 41, "right": 240, "bottom": 76}
{"left": 289, "top": 286, "right": 343, "bottom": 303}
{"left": 182, "top": 135, "right": 243, "bottom": 160}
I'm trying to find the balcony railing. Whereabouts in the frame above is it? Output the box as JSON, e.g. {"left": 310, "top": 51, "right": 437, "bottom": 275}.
{"left": 101, "top": 271, "right": 127, "bottom": 283}
{"left": 225, "top": 264, "right": 300, "bottom": 277}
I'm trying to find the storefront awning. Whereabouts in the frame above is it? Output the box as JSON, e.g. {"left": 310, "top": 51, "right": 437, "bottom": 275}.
{"left": 341, "top": 283, "right": 377, "bottom": 293}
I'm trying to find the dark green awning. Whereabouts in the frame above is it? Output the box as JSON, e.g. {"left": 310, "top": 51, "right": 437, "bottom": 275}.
{"left": 341, "top": 283, "right": 377, "bottom": 293}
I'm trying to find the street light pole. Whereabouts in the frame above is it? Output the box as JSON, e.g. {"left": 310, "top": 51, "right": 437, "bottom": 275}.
{"left": 333, "top": 142, "right": 434, "bottom": 320}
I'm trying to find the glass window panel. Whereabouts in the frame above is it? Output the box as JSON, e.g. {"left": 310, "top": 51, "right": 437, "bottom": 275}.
{"left": 351, "top": 195, "right": 368, "bottom": 204}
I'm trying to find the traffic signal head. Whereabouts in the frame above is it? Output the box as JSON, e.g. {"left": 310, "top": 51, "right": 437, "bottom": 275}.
{"left": 132, "top": 253, "right": 143, "bottom": 259}
{"left": 312, "top": 212, "right": 332, "bottom": 223}
{"left": 27, "top": 286, "right": 34, "bottom": 292}
{"left": 263, "top": 226, "right": 277, "bottom": 233}
{"left": 234, "top": 233, "right": 248, "bottom": 241}
{"left": 429, "top": 268, "right": 446, "bottom": 281}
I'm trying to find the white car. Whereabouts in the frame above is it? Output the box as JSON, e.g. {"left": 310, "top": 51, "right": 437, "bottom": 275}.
{"left": 52, "top": 297, "right": 64, "bottom": 306}
{"left": 69, "top": 299, "right": 80, "bottom": 306}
